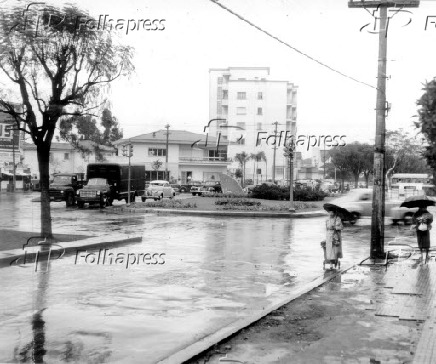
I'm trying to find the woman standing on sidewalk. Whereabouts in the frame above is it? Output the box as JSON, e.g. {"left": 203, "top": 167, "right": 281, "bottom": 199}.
{"left": 412, "top": 206, "right": 433, "bottom": 263}
{"left": 323, "top": 205, "right": 344, "bottom": 270}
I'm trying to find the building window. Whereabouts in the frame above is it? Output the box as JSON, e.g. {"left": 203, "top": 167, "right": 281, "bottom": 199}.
{"left": 257, "top": 107, "right": 263, "bottom": 115}
{"left": 236, "top": 122, "right": 246, "bottom": 129}
{"left": 236, "top": 107, "right": 246, "bottom": 115}
{"left": 217, "top": 87, "right": 223, "bottom": 99}
{"left": 64, "top": 153, "right": 69, "bottom": 160}
{"left": 257, "top": 122, "right": 262, "bottom": 130}
{"left": 149, "top": 148, "right": 166, "bottom": 157}
{"left": 237, "top": 92, "right": 246, "bottom": 100}
{"left": 218, "top": 77, "right": 223, "bottom": 84}
{"left": 258, "top": 92, "right": 263, "bottom": 100}
{"left": 208, "top": 150, "right": 227, "bottom": 160}
{"left": 237, "top": 138, "right": 245, "bottom": 145}
{"left": 275, "top": 167, "right": 284, "bottom": 176}
{"left": 222, "top": 90, "right": 228, "bottom": 100}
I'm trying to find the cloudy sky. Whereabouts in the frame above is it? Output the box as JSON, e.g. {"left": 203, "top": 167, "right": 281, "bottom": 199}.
{"left": 5, "top": 0, "right": 436, "bottom": 148}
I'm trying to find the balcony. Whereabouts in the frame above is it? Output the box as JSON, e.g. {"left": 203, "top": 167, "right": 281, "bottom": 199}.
{"left": 179, "top": 157, "right": 230, "bottom": 165}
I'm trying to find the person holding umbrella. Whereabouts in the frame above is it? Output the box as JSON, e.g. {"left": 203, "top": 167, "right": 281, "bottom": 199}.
{"left": 401, "top": 195, "right": 434, "bottom": 263}
{"left": 322, "top": 203, "right": 348, "bottom": 269}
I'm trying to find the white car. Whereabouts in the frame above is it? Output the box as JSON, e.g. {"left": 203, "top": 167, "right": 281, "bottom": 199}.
{"left": 331, "top": 188, "right": 416, "bottom": 225}
{"left": 141, "top": 180, "right": 175, "bottom": 201}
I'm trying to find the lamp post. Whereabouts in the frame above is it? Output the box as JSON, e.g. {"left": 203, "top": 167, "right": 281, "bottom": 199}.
{"left": 284, "top": 139, "right": 296, "bottom": 213}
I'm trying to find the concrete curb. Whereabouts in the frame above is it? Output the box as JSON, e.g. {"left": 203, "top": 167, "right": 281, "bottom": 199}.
{"left": 155, "top": 263, "right": 357, "bottom": 364}
{"left": 108, "top": 207, "right": 327, "bottom": 219}
{"left": 0, "top": 234, "right": 143, "bottom": 267}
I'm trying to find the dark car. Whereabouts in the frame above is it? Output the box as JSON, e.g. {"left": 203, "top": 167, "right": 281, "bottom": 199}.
{"left": 179, "top": 181, "right": 202, "bottom": 193}
{"left": 49, "top": 173, "right": 86, "bottom": 207}
{"left": 191, "top": 181, "right": 222, "bottom": 196}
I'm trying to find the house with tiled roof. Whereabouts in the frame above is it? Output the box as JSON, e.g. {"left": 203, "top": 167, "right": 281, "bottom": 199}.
{"left": 110, "top": 129, "right": 230, "bottom": 183}
{"left": 22, "top": 141, "right": 116, "bottom": 178}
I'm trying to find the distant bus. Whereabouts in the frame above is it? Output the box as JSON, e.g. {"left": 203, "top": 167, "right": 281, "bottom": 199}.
{"left": 391, "top": 173, "right": 434, "bottom": 197}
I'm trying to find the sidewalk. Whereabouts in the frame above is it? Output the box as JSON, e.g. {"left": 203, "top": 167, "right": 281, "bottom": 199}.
{"left": 188, "top": 255, "right": 436, "bottom": 364}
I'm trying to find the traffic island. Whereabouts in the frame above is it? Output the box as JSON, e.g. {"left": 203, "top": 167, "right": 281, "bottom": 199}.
{"left": 106, "top": 196, "right": 329, "bottom": 218}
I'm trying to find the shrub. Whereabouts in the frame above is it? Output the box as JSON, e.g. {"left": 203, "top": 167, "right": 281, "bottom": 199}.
{"left": 215, "top": 198, "right": 261, "bottom": 206}
{"left": 251, "top": 184, "right": 327, "bottom": 201}
{"left": 141, "top": 200, "right": 197, "bottom": 208}
{"left": 216, "top": 201, "right": 317, "bottom": 211}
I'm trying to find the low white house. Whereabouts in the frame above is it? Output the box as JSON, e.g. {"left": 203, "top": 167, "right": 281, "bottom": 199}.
{"left": 22, "top": 140, "right": 116, "bottom": 178}
{"left": 111, "top": 130, "right": 230, "bottom": 183}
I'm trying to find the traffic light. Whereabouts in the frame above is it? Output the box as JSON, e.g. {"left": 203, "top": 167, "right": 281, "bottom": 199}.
{"left": 122, "top": 145, "right": 127, "bottom": 156}
{"left": 129, "top": 144, "right": 133, "bottom": 157}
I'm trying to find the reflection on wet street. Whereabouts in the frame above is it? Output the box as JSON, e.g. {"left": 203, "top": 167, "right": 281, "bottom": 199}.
{"left": 0, "top": 193, "right": 369, "bottom": 363}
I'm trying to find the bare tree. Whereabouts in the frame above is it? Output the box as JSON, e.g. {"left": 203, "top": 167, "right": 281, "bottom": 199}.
{"left": 0, "top": 3, "right": 134, "bottom": 238}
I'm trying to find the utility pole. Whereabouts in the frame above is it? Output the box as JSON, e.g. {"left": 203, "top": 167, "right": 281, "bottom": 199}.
{"left": 165, "top": 124, "right": 170, "bottom": 181}
{"left": 122, "top": 142, "right": 133, "bottom": 206}
{"left": 272, "top": 121, "right": 278, "bottom": 183}
{"left": 284, "top": 139, "right": 296, "bottom": 213}
{"left": 348, "top": 0, "right": 420, "bottom": 259}
{"left": 323, "top": 141, "right": 326, "bottom": 179}
{"left": 12, "top": 126, "right": 16, "bottom": 192}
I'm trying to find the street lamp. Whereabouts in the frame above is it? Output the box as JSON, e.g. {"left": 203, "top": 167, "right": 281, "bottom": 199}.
{"left": 284, "top": 139, "right": 296, "bottom": 213}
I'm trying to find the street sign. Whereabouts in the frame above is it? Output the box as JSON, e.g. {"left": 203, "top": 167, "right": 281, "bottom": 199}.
{"left": 348, "top": 0, "right": 419, "bottom": 8}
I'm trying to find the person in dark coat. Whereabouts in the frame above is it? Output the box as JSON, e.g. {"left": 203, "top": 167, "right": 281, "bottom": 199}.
{"left": 412, "top": 206, "right": 433, "bottom": 263}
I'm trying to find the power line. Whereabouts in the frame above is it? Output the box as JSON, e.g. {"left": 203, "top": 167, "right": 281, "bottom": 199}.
{"left": 208, "top": 0, "right": 377, "bottom": 90}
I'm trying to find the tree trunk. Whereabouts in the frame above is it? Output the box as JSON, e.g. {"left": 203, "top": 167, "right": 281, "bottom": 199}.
{"left": 37, "top": 143, "right": 53, "bottom": 239}
{"left": 364, "top": 173, "right": 370, "bottom": 188}
{"left": 265, "top": 160, "right": 267, "bottom": 182}
{"left": 354, "top": 173, "right": 359, "bottom": 188}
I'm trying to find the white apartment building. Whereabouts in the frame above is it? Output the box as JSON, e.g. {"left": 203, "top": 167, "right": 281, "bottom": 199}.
{"left": 209, "top": 67, "right": 298, "bottom": 184}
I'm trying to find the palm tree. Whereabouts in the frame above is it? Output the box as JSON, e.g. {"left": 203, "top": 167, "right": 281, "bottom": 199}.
{"left": 255, "top": 151, "right": 267, "bottom": 184}
{"left": 250, "top": 153, "right": 257, "bottom": 183}
{"left": 234, "top": 152, "right": 250, "bottom": 187}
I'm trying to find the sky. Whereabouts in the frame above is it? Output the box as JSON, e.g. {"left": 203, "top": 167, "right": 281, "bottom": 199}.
{"left": 4, "top": 0, "right": 436, "bottom": 152}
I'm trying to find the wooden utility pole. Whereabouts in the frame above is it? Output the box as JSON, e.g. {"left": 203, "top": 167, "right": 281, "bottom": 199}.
{"left": 284, "top": 139, "right": 296, "bottom": 213}
{"left": 348, "top": 0, "right": 420, "bottom": 259}
{"left": 272, "top": 121, "right": 278, "bottom": 183}
{"left": 165, "top": 124, "right": 170, "bottom": 181}
{"left": 12, "top": 127, "right": 16, "bottom": 192}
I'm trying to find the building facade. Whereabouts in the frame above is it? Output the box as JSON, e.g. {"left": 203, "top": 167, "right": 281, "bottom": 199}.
{"left": 111, "top": 130, "right": 230, "bottom": 183}
{"left": 22, "top": 141, "right": 116, "bottom": 178}
{"left": 208, "top": 67, "right": 298, "bottom": 184}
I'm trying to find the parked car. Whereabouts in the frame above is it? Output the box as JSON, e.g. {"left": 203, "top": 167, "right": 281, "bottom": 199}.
{"left": 331, "top": 188, "right": 417, "bottom": 225}
{"left": 142, "top": 180, "right": 175, "bottom": 201}
{"left": 179, "top": 181, "right": 202, "bottom": 193}
{"left": 49, "top": 173, "right": 86, "bottom": 207}
{"left": 191, "top": 181, "right": 222, "bottom": 196}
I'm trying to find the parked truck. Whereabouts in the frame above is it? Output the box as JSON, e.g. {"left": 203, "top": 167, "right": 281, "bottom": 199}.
{"left": 76, "top": 163, "right": 145, "bottom": 208}
{"left": 49, "top": 173, "right": 86, "bottom": 207}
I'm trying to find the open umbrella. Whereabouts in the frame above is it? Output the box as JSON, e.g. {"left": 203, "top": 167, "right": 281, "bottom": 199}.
{"left": 400, "top": 195, "right": 435, "bottom": 209}
{"left": 323, "top": 203, "right": 352, "bottom": 219}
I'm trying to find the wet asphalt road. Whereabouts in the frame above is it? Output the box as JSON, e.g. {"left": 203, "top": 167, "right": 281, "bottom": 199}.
{"left": 0, "top": 192, "right": 371, "bottom": 363}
